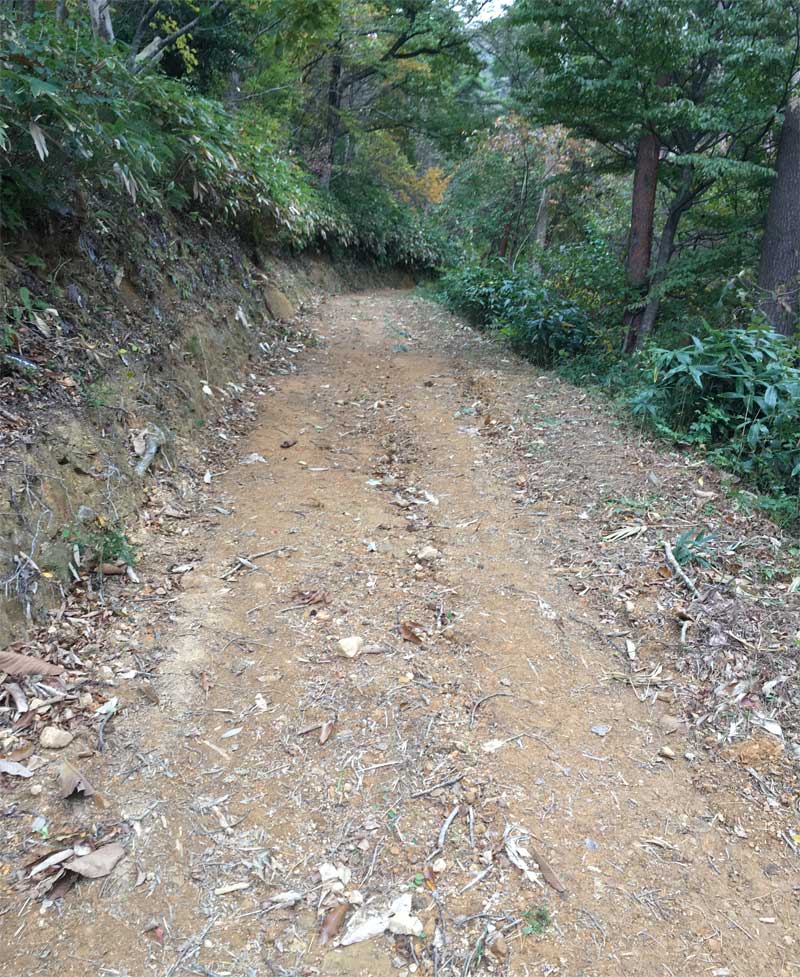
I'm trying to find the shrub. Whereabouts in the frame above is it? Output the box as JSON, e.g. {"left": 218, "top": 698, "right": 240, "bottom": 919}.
{"left": 437, "top": 263, "right": 594, "bottom": 366}
{"left": 631, "top": 325, "right": 800, "bottom": 508}
{"left": 331, "top": 170, "right": 455, "bottom": 270}
{"left": 539, "top": 223, "right": 631, "bottom": 341}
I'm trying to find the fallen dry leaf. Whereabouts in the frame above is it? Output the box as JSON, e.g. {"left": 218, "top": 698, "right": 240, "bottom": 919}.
{"left": 47, "top": 870, "right": 77, "bottom": 901}
{"left": 399, "top": 621, "right": 424, "bottom": 645}
{"left": 0, "top": 650, "right": 64, "bottom": 677}
{"left": 292, "top": 588, "right": 332, "bottom": 605}
{"left": 488, "top": 932, "right": 508, "bottom": 960}
{"left": 529, "top": 844, "right": 566, "bottom": 894}
{"left": 95, "top": 563, "right": 126, "bottom": 576}
{"left": 319, "top": 719, "right": 335, "bottom": 744}
{"left": 63, "top": 843, "right": 125, "bottom": 879}
{"left": 59, "top": 761, "right": 95, "bottom": 799}
{"left": 0, "top": 759, "right": 32, "bottom": 778}
{"left": 319, "top": 902, "right": 349, "bottom": 945}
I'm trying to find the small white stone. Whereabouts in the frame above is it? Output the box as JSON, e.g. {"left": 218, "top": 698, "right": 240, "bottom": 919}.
{"left": 39, "top": 726, "right": 73, "bottom": 750}
{"left": 30, "top": 784, "right": 43, "bottom": 797}
{"left": 417, "top": 545, "right": 441, "bottom": 562}
{"left": 337, "top": 636, "right": 364, "bottom": 659}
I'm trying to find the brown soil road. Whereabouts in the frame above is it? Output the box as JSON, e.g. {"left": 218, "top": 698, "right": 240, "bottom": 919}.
{"left": 3, "top": 291, "right": 797, "bottom": 977}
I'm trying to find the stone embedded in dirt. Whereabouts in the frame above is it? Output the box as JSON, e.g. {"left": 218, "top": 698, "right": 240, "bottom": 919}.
{"left": 339, "top": 907, "right": 389, "bottom": 946}
{"left": 387, "top": 893, "right": 424, "bottom": 937}
{"left": 39, "top": 726, "right": 74, "bottom": 750}
{"left": 590, "top": 724, "right": 611, "bottom": 737}
{"left": 488, "top": 932, "right": 509, "bottom": 960}
{"left": 417, "top": 545, "right": 441, "bottom": 562}
{"left": 263, "top": 286, "right": 295, "bottom": 322}
{"left": 659, "top": 745, "right": 676, "bottom": 759}
{"left": 659, "top": 715, "right": 684, "bottom": 735}
{"left": 337, "top": 636, "right": 364, "bottom": 658}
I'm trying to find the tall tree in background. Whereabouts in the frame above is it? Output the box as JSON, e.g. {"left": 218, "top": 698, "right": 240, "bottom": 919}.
{"left": 514, "top": 0, "right": 797, "bottom": 351}
{"left": 758, "top": 80, "right": 800, "bottom": 336}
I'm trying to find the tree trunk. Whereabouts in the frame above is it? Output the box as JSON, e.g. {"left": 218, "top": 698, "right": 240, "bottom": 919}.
{"left": 622, "top": 131, "right": 660, "bottom": 353}
{"left": 757, "top": 94, "right": 800, "bottom": 336}
{"left": 226, "top": 69, "right": 241, "bottom": 108}
{"left": 322, "top": 52, "right": 343, "bottom": 189}
{"left": 55, "top": 0, "right": 67, "bottom": 22}
{"left": 533, "top": 183, "right": 551, "bottom": 250}
{"left": 496, "top": 216, "right": 513, "bottom": 260}
{"left": 638, "top": 170, "right": 696, "bottom": 338}
{"left": 87, "top": 0, "right": 114, "bottom": 42}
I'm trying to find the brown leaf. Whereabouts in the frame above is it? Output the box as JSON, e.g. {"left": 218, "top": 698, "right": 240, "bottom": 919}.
{"left": 529, "top": 844, "right": 565, "bottom": 894}
{"left": 319, "top": 903, "right": 348, "bottom": 945}
{"left": 292, "top": 588, "right": 332, "bottom": 606}
{"left": 198, "top": 671, "right": 212, "bottom": 696}
{"left": 59, "top": 761, "right": 95, "bottom": 799}
{"left": 63, "top": 843, "right": 125, "bottom": 879}
{"left": 95, "top": 563, "right": 126, "bottom": 576}
{"left": 47, "top": 869, "right": 77, "bottom": 901}
{"left": 399, "top": 622, "right": 424, "bottom": 645}
{"left": 0, "top": 650, "right": 63, "bottom": 677}
{"left": 319, "top": 719, "right": 335, "bottom": 744}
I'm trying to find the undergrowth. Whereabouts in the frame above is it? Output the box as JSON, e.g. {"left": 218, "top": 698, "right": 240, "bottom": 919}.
{"left": 0, "top": 17, "right": 447, "bottom": 271}
{"left": 436, "top": 263, "right": 800, "bottom": 528}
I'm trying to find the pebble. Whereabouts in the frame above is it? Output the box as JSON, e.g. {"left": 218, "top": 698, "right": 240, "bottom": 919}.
{"left": 417, "top": 545, "right": 441, "bottom": 562}
{"left": 40, "top": 726, "right": 73, "bottom": 750}
{"left": 337, "top": 636, "right": 364, "bottom": 658}
{"left": 30, "top": 784, "right": 43, "bottom": 797}
{"left": 659, "top": 745, "right": 676, "bottom": 759}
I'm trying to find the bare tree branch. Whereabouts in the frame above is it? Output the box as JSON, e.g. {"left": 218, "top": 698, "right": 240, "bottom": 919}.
{"left": 131, "top": 0, "right": 224, "bottom": 73}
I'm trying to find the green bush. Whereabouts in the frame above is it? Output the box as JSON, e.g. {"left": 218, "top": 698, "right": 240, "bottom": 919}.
{"left": 331, "top": 171, "right": 455, "bottom": 270}
{"left": 631, "top": 326, "right": 800, "bottom": 511}
{"left": 437, "top": 263, "right": 594, "bottom": 366}
{"left": 539, "top": 223, "right": 631, "bottom": 339}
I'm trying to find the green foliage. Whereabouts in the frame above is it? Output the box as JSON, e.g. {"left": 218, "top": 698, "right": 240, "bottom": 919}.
{"left": 522, "top": 905, "right": 551, "bottom": 935}
{"left": 671, "top": 529, "right": 716, "bottom": 568}
{"left": 0, "top": 14, "right": 446, "bottom": 270}
{"left": 62, "top": 519, "right": 137, "bottom": 567}
{"left": 437, "top": 263, "right": 594, "bottom": 366}
{"left": 540, "top": 222, "right": 630, "bottom": 338}
{"left": 331, "top": 168, "right": 455, "bottom": 269}
{"left": 515, "top": 0, "right": 792, "bottom": 160}
{"left": 631, "top": 326, "right": 800, "bottom": 512}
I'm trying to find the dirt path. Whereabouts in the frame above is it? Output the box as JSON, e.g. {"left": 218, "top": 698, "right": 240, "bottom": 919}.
{"left": 3, "top": 290, "right": 797, "bottom": 977}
